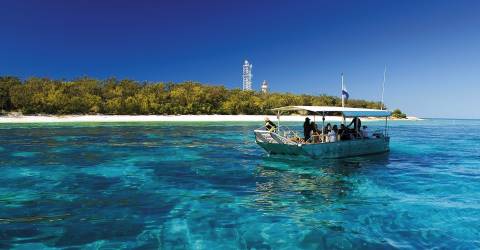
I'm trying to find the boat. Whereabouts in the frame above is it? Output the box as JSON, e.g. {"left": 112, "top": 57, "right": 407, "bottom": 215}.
{"left": 254, "top": 106, "right": 391, "bottom": 159}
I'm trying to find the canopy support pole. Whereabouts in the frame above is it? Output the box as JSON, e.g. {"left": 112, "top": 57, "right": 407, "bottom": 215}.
{"left": 277, "top": 110, "right": 280, "bottom": 130}
{"left": 322, "top": 111, "right": 325, "bottom": 135}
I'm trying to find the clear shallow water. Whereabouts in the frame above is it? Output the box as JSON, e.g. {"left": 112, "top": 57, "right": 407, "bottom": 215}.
{"left": 0, "top": 120, "right": 479, "bottom": 249}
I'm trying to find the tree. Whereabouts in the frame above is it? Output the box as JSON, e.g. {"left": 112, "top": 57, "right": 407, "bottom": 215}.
{"left": 2, "top": 75, "right": 386, "bottom": 115}
{"left": 391, "top": 109, "right": 407, "bottom": 119}
{"left": 0, "top": 76, "right": 21, "bottom": 111}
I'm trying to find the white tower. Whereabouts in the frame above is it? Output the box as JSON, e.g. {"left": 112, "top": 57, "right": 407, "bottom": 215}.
{"left": 261, "top": 80, "right": 268, "bottom": 93}
{"left": 242, "top": 60, "right": 253, "bottom": 90}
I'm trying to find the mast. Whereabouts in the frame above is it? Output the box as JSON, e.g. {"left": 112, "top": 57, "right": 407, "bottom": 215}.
{"left": 341, "top": 73, "right": 345, "bottom": 108}
{"left": 381, "top": 65, "right": 386, "bottom": 110}
{"left": 341, "top": 73, "right": 346, "bottom": 125}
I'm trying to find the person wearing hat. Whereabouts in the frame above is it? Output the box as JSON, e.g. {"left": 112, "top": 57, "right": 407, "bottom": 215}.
{"left": 303, "top": 117, "right": 312, "bottom": 142}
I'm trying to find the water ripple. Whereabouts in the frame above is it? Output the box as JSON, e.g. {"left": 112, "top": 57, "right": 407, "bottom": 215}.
{"left": 0, "top": 120, "right": 479, "bottom": 249}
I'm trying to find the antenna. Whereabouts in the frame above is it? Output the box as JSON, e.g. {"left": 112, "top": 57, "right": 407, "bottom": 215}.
{"left": 341, "top": 73, "right": 345, "bottom": 108}
{"left": 381, "top": 65, "right": 386, "bottom": 110}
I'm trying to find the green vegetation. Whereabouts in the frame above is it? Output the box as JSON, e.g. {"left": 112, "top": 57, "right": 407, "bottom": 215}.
{"left": 0, "top": 76, "right": 386, "bottom": 115}
{"left": 391, "top": 109, "right": 407, "bottom": 119}
{"left": 0, "top": 76, "right": 21, "bottom": 111}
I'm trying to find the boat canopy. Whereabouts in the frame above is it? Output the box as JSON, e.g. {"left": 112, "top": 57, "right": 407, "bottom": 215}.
{"left": 271, "top": 106, "right": 391, "bottom": 117}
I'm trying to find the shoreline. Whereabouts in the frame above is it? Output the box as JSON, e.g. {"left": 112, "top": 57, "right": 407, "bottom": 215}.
{"left": 0, "top": 114, "right": 422, "bottom": 123}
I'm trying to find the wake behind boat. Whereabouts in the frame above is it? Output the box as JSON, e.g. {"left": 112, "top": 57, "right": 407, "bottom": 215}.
{"left": 254, "top": 106, "right": 391, "bottom": 159}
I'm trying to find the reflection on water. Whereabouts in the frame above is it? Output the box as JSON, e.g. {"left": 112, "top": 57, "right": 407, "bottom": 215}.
{"left": 0, "top": 120, "right": 479, "bottom": 249}
{"left": 252, "top": 154, "right": 390, "bottom": 216}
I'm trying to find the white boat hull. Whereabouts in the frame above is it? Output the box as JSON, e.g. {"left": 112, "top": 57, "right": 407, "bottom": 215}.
{"left": 255, "top": 132, "right": 389, "bottom": 159}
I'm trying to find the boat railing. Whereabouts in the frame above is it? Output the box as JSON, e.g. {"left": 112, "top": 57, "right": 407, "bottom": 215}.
{"left": 254, "top": 126, "right": 299, "bottom": 145}
{"left": 255, "top": 126, "right": 388, "bottom": 145}
{"left": 277, "top": 125, "right": 301, "bottom": 139}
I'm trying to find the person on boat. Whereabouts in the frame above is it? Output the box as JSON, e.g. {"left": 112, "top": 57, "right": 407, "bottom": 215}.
{"left": 339, "top": 124, "right": 351, "bottom": 140}
{"left": 303, "top": 117, "right": 312, "bottom": 141}
{"left": 328, "top": 125, "right": 338, "bottom": 142}
{"left": 264, "top": 117, "right": 277, "bottom": 132}
{"left": 348, "top": 117, "right": 362, "bottom": 137}
{"left": 324, "top": 123, "right": 332, "bottom": 134}
{"left": 310, "top": 121, "right": 321, "bottom": 143}
{"left": 361, "top": 125, "right": 369, "bottom": 138}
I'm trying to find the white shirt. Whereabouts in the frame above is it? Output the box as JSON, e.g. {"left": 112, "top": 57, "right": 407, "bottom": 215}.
{"left": 328, "top": 130, "right": 337, "bottom": 142}
{"left": 362, "top": 128, "right": 369, "bottom": 138}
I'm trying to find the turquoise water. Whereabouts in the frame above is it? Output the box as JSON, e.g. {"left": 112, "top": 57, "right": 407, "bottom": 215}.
{"left": 0, "top": 120, "right": 479, "bottom": 249}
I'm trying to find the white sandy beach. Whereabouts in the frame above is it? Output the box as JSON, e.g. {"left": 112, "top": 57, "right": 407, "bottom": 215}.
{"left": 0, "top": 114, "right": 421, "bottom": 123}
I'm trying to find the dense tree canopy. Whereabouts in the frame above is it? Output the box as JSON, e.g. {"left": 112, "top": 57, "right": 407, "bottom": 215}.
{"left": 0, "top": 76, "right": 386, "bottom": 115}
{"left": 391, "top": 109, "right": 407, "bottom": 119}
{"left": 0, "top": 76, "right": 21, "bottom": 111}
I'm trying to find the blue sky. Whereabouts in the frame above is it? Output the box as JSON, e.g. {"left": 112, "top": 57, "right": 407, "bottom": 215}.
{"left": 1, "top": 0, "right": 479, "bottom": 118}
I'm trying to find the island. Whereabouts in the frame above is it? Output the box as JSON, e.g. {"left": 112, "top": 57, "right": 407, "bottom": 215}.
{"left": 0, "top": 76, "right": 418, "bottom": 123}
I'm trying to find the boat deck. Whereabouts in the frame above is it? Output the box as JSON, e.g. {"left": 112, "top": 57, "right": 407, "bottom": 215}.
{"left": 255, "top": 129, "right": 389, "bottom": 158}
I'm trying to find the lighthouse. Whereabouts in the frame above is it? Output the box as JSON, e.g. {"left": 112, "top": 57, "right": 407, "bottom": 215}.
{"left": 242, "top": 60, "right": 253, "bottom": 91}
{"left": 261, "top": 80, "right": 268, "bottom": 94}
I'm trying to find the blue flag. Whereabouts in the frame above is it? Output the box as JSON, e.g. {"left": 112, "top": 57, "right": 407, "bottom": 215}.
{"left": 341, "top": 73, "right": 349, "bottom": 103}
{"left": 342, "top": 88, "right": 349, "bottom": 102}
